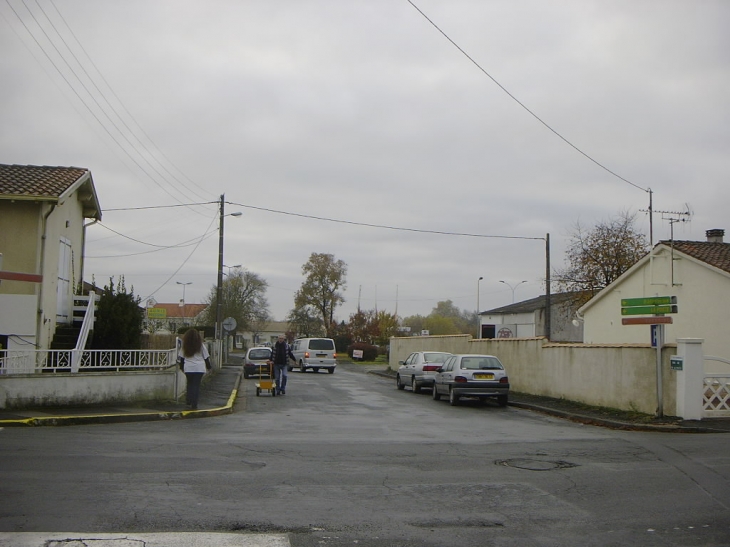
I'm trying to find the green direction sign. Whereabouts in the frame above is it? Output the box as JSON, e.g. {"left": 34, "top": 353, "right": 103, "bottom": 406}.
{"left": 621, "top": 296, "right": 677, "bottom": 307}
{"left": 621, "top": 296, "right": 678, "bottom": 316}
{"left": 621, "top": 305, "right": 678, "bottom": 316}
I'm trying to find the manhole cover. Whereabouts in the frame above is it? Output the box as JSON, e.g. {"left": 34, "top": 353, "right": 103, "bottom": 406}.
{"left": 495, "top": 458, "right": 578, "bottom": 471}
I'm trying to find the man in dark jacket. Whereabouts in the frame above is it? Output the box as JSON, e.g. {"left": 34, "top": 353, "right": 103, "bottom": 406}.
{"left": 271, "top": 335, "right": 295, "bottom": 395}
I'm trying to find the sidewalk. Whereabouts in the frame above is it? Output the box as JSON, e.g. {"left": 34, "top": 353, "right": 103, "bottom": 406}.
{"left": 0, "top": 359, "right": 245, "bottom": 427}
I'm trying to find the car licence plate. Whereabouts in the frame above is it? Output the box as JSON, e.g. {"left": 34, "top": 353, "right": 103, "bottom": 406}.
{"left": 316, "top": 353, "right": 327, "bottom": 357}
{"left": 473, "top": 373, "right": 494, "bottom": 380}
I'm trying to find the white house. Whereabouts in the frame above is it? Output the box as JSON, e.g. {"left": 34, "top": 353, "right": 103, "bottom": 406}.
{"left": 479, "top": 292, "right": 584, "bottom": 342}
{"left": 579, "top": 229, "right": 730, "bottom": 372}
{"left": 0, "top": 164, "right": 101, "bottom": 352}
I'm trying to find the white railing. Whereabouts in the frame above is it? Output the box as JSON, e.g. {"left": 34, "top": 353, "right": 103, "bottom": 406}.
{"left": 703, "top": 356, "right": 730, "bottom": 417}
{"left": 71, "top": 291, "right": 98, "bottom": 373}
{"left": 0, "top": 348, "right": 177, "bottom": 375}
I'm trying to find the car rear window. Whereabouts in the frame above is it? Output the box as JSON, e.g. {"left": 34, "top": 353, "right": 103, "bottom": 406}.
{"left": 308, "top": 339, "right": 334, "bottom": 351}
{"left": 249, "top": 348, "right": 272, "bottom": 360}
{"left": 424, "top": 352, "right": 449, "bottom": 363}
{"left": 461, "top": 357, "right": 503, "bottom": 370}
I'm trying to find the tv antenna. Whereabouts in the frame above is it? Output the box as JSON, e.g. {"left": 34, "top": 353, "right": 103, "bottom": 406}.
{"left": 640, "top": 203, "right": 691, "bottom": 243}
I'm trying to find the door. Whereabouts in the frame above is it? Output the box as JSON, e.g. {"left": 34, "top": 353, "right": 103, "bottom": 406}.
{"left": 56, "top": 237, "right": 72, "bottom": 323}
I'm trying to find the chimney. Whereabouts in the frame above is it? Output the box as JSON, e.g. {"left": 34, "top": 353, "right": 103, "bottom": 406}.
{"left": 706, "top": 229, "right": 725, "bottom": 243}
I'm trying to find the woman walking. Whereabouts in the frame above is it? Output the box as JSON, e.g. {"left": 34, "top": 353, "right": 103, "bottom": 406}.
{"left": 180, "top": 328, "right": 211, "bottom": 409}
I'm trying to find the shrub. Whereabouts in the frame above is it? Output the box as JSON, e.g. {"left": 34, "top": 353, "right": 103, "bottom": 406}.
{"left": 347, "top": 342, "right": 379, "bottom": 361}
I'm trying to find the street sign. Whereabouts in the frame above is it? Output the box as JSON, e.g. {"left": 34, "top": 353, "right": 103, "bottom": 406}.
{"left": 621, "top": 304, "right": 678, "bottom": 315}
{"left": 670, "top": 356, "right": 683, "bottom": 371}
{"left": 621, "top": 296, "right": 676, "bottom": 307}
{"left": 621, "top": 296, "right": 677, "bottom": 316}
{"left": 222, "top": 317, "right": 237, "bottom": 332}
{"left": 622, "top": 317, "right": 673, "bottom": 325}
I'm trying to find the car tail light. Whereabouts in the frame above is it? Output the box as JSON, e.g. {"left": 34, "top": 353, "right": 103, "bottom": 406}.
{"left": 304, "top": 351, "right": 310, "bottom": 358}
{"left": 423, "top": 365, "right": 440, "bottom": 372}
{"left": 500, "top": 376, "right": 509, "bottom": 384}
{"left": 455, "top": 376, "right": 468, "bottom": 383}
{"left": 333, "top": 353, "right": 337, "bottom": 359}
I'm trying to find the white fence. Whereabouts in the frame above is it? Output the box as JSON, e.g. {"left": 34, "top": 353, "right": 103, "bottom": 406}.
{"left": 1, "top": 348, "right": 177, "bottom": 375}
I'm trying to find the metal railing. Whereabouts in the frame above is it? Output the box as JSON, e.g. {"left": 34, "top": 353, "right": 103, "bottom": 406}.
{"left": 0, "top": 348, "right": 177, "bottom": 375}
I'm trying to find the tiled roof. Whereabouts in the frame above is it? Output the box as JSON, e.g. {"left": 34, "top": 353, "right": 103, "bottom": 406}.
{"left": 660, "top": 240, "right": 730, "bottom": 274}
{"left": 0, "top": 164, "right": 89, "bottom": 198}
{"left": 150, "top": 303, "right": 208, "bottom": 318}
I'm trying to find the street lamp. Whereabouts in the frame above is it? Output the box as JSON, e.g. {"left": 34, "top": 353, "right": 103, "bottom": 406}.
{"left": 476, "top": 276, "right": 483, "bottom": 338}
{"left": 216, "top": 195, "right": 242, "bottom": 354}
{"left": 176, "top": 281, "right": 192, "bottom": 326}
{"left": 222, "top": 264, "right": 242, "bottom": 276}
{"left": 499, "top": 280, "right": 527, "bottom": 303}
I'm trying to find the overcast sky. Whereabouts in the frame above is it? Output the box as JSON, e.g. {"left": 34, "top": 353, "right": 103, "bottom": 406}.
{"left": 2, "top": 0, "right": 728, "bottom": 322}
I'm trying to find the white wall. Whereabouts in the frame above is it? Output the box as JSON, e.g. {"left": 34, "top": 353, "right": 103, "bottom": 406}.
{"left": 389, "top": 335, "right": 677, "bottom": 415}
{"left": 0, "top": 369, "right": 184, "bottom": 409}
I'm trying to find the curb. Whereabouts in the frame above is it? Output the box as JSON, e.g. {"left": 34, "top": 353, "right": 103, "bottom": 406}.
{"left": 0, "top": 366, "right": 244, "bottom": 428}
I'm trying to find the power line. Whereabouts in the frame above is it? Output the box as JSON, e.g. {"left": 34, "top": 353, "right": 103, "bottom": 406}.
{"left": 229, "top": 201, "right": 544, "bottom": 240}
{"left": 407, "top": 0, "right": 650, "bottom": 194}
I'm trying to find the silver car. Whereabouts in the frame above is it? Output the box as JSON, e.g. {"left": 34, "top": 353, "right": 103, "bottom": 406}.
{"left": 396, "top": 351, "right": 452, "bottom": 393}
{"left": 432, "top": 354, "right": 509, "bottom": 406}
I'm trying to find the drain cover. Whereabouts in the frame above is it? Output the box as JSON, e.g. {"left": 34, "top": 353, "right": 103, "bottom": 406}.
{"left": 495, "top": 458, "right": 578, "bottom": 471}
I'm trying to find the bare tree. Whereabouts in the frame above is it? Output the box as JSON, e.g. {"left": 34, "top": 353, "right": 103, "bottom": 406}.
{"left": 555, "top": 210, "right": 649, "bottom": 306}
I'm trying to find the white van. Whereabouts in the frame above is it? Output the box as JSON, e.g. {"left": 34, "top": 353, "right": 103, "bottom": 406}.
{"left": 290, "top": 337, "right": 337, "bottom": 374}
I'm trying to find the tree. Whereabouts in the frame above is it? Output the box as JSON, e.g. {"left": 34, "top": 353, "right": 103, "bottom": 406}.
{"left": 287, "top": 306, "right": 324, "bottom": 338}
{"left": 554, "top": 210, "right": 649, "bottom": 305}
{"left": 200, "top": 268, "right": 269, "bottom": 333}
{"left": 293, "top": 253, "right": 347, "bottom": 337}
{"left": 92, "top": 276, "right": 144, "bottom": 349}
{"left": 374, "top": 310, "right": 399, "bottom": 346}
{"left": 347, "top": 309, "right": 380, "bottom": 344}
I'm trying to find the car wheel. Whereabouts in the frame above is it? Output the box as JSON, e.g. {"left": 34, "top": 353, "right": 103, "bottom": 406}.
{"left": 287, "top": 365, "right": 293, "bottom": 372}
{"left": 498, "top": 394, "right": 508, "bottom": 407}
{"left": 327, "top": 368, "right": 335, "bottom": 374}
{"left": 299, "top": 361, "right": 306, "bottom": 373}
{"left": 255, "top": 387, "right": 260, "bottom": 396}
{"left": 396, "top": 375, "right": 405, "bottom": 390}
{"left": 449, "top": 388, "right": 459, "bottom": 406}
{"left": 432, "top": 385, "right": 441, "bottom": 401}
{"left": 411, "top": 376, "right": 421, "bottom": 394}
{"left": 243, "top": 371, "right": 250, "bottom": 379}
{"left": 313, "top": 368, "right": 320, "bottom": 373}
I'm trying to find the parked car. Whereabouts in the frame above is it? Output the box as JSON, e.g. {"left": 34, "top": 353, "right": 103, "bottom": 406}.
{"left": 290, "top": 337, "right": 337, "bottom": 373}
{"left": 432, "top": 354, "right": 509, "bottom": 406}
{"left": 396, "top": 351, "right": 453, "bottom": 393}
{"left": 243, "top": 346, "right": 273, "bottom": 379}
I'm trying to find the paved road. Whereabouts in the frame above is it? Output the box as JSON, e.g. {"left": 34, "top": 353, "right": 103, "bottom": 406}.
{"left": 1, "top": 363, "right": 728, "bottom": 546}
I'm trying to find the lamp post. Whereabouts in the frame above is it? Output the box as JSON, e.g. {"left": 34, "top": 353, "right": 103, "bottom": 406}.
{"left": 222, "top": 264, "right": 242, "bottom": 276}
{"left": 476, "top": 276, "right": 483, "bottom": 338}
{"left": 176, "top": 281, "right": 192, "bottom": 326}
{"left": 216, "top": 194, "right": 242, "bottom": 357}
{"left": 499, "top": 279, "right": 527, "bottom": 303}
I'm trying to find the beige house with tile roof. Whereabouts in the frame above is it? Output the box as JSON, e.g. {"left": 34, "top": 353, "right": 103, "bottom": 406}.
{"left": 579, "top": 229, "right": 730, "bottom": 372}
{"left": 0, "top": 164, "right": 101, "bottom": 352}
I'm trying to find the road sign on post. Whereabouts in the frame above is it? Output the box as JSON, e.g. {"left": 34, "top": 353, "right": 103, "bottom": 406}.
{"left": 620, "top": 296, "right": 678, "bottom": 419}
{"left": 621, "top": 296, "right": 678, "bottom": 316}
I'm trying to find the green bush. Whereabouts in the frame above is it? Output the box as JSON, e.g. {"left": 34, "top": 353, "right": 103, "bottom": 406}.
{"left": 347, "top": 342, "right": 379, "bottom": 361}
